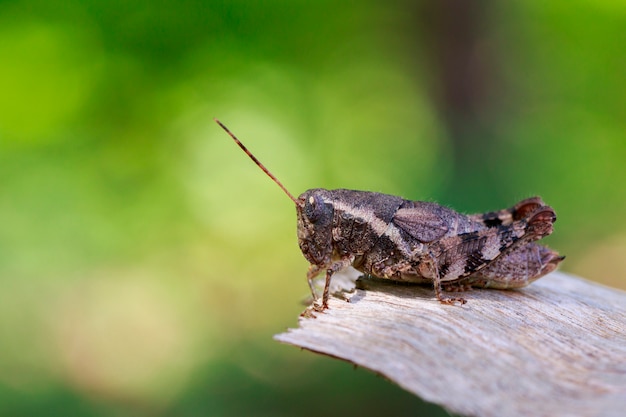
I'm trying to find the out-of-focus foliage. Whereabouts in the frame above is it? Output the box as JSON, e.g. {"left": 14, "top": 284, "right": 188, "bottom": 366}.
{"left": 0, "top": 1, "right": 624, "bottom": 415}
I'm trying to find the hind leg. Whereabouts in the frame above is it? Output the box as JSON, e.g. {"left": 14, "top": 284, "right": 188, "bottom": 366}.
{"left": 460, "top": 243, "right": 564, "bottom": 289}
{"left": 423, "top": 205, "right": 557, "bottom": 291}
{"left": 470, "top": 197, "right": 546, "bottom": 227}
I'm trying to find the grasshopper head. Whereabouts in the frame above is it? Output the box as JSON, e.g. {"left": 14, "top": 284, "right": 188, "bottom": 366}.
{"left": 296, "top": 189, "right": 334, "bottom": 266}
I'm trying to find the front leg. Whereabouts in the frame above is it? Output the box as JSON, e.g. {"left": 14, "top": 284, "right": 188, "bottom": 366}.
{"left": 308, "top": 256, "right": 354, "bottom": 311}
{"left": 306, "top": 264, "right": 322, "bottom": 301}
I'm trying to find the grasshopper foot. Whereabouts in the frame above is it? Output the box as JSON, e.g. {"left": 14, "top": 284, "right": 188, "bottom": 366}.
{"left": 310, "top": 300, "right": 328, "bottom": 312}
{"left": 438, "top": 295, "right": 467, "bottom": 305}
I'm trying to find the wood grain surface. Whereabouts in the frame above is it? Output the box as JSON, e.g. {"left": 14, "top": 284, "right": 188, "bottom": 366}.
{"left": 275, "top": 271, "right": 626, "bottom": 417}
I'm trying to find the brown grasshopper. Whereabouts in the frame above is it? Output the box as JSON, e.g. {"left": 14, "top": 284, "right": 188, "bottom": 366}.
{"left": 216, "top": 119, "right": 564, "bottom": 310}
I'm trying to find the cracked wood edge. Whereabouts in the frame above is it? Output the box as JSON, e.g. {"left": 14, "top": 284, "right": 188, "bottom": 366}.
{"left": 274, "top": 271, "right": 626, "bottom": 417}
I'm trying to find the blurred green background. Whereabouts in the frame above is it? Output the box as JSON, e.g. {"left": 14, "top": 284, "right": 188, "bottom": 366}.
{"left": 1, "top": 1, "right": 625, "bottom": 416}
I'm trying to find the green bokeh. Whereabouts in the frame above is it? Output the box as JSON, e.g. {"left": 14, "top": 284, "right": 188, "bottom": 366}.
{"left": 1, "top": 1, "right": 624, "bottom": 416}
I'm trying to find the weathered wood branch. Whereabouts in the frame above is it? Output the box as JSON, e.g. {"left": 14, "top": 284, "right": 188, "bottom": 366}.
{"left": 275, "top": 271, "right": 626, "bottom": 417}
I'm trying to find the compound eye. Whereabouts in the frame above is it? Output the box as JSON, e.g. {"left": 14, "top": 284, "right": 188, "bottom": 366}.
{"left": 304, "top": 194, "right": 324, "bottom": 223}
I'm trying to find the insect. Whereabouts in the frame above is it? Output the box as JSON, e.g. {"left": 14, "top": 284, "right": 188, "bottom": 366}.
{"left": 216, "top": 119, "right": 564, "bottom": 310}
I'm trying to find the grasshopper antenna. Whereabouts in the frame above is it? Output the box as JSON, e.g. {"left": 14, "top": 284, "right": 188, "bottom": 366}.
{"left": 214, "top": 118, "right": 301, "bottom": 206}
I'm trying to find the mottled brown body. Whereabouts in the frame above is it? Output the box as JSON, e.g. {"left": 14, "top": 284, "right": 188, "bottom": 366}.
{"left": 216, "top": 119, "right": 563, "bottom": 310}
{"left": 298, "top": 189, "right": 562, "bottom": 308}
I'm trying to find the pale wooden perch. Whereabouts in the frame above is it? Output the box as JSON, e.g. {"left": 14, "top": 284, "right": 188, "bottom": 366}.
{"left": 275, "top": 271, "right": 626, "bottom": 417}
